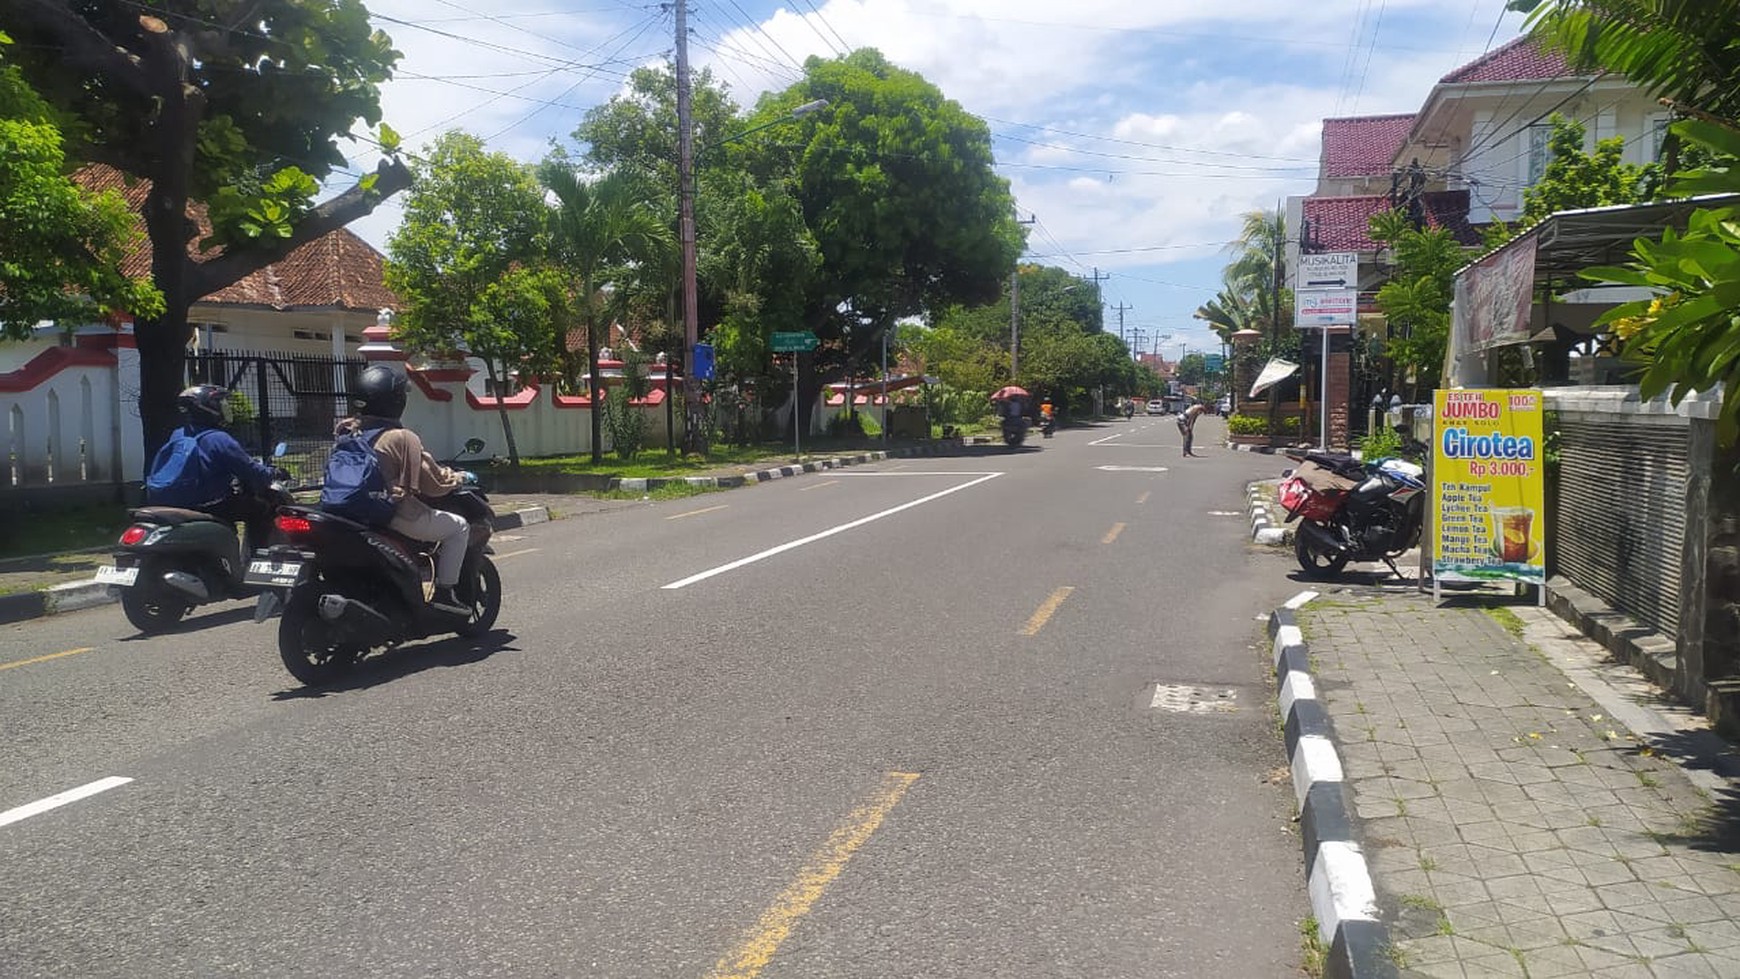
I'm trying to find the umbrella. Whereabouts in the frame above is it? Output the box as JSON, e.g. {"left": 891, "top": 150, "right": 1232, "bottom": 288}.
{"left": 990, "top": 385, "right": 1030, "bottom": 401}
{"left": 1248, "top": 358, "right": 1298, "bottom": 398}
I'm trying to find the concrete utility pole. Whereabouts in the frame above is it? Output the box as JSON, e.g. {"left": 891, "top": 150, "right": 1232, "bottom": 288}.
{"left": 676, "top": 0, "right": 704, "bottom": 454}
{"left": 1009, "top": 212, "right": 1035, "bottom": 380}
{"left": 1111, "top": 302, "right": 1133, "bottom": 356}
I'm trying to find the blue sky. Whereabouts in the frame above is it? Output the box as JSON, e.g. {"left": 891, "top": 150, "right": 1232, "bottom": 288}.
{"left": 342, "top": 0, "right": 1538, "bottom": 361}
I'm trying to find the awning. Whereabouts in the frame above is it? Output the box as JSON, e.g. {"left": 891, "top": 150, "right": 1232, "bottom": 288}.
{"left": 1249, "top": 358, "right": 1299, "bottom": 398}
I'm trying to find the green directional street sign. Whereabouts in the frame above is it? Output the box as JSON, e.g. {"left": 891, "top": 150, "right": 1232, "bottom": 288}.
{"left": 770, "top": 331, "right": 819, "bottom": 353}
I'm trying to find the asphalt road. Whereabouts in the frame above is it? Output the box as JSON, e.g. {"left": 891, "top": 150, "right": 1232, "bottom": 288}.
{"left": 0, "top": 416, "right": 1311, "bottom": 978}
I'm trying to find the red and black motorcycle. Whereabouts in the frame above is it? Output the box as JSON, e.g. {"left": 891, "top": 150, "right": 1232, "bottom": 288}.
{"left": 1279, "top": 448, "right": 1428, "bottom": 579}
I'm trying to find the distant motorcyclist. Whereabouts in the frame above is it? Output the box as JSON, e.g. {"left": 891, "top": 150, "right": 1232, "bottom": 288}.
{"left": 143, "top": 384, "right": 287, "bottom": 555}
{"left": 335, "top": 365, "right": 473, "bottom": 615}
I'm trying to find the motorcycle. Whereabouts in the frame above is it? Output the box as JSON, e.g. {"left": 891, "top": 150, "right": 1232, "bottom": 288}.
{"left": 246, "top": 438, "right": 501, "bottom": 686}
{"left": 1279, "top": 447, "right": 1427, "bottom": 579}
{"left": 1001, "top": 415, "right": 1027, "bottom": 447}
{"left": 98, "top": 443, "right": 295, "bottom": 634}
{"left": 1040, "top": 414, "right": 1055, "bottom": 438}
{"left": 1123, "top": 404, "right": 1134, "bottom": 420}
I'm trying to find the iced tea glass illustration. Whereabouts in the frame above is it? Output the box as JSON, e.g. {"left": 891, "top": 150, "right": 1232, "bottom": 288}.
{"left": 1492, "top": 507, "right": 1534, "bottom": 563}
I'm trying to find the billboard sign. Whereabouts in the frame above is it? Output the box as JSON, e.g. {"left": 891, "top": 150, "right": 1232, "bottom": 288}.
{"left": 1432, "top": 389, "right": 1546, "bottom": 585}
{"left": 1297, "top": 251, "right": 1357, "bottom": 290}
{"left": 1296, "top": 289, "right": 1357, "bottom": 327}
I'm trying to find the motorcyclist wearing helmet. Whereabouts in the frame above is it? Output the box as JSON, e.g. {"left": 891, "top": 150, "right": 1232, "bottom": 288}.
{"left": 336, "top": 365, "right": 472, "bottom": 616}
{"left": 144, "top": 384, "right": 287, "bottom": 556}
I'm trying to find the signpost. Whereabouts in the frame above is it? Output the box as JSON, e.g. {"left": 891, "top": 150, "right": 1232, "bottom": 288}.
{"left": 770, "top": 332, "right": 818, "bottom": 457}
{"left": 1293, "top": 251, "right": 1358, "bottom": 449}
{"left": 1431, "top": 389, "right": 1546, "bottom": 603}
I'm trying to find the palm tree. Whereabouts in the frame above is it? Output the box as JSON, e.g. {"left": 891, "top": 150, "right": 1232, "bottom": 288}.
{"left": 1223, "top": 206, "right": 1288, "bottom": 429}
{"left": 540, "top": 164, "right": 673, "bottom": 463}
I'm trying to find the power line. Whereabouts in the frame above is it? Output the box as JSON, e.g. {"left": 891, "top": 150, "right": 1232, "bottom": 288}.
{"left": 983, "top": 117, "right": 1317, "bottom": 163}
{"left": 993, "top": 132, "right": 1320, "bottom": 171}
{"left": 1348, "top": 0, "right": 1389, "bottom": 115}
{"left": 722, "top": 0, "right": 806, "bottom": 73}
{"left": 484, "top": 12, "right": 669, "bottom": 141}
{"left": 798, "top": 0, "right": 853, "bottom": 55}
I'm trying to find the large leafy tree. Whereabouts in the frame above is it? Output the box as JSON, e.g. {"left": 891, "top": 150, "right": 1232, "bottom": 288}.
{"left": 386, "top": 132, "right": 555, "bottom": 468}
{"left": 1, "top": 1, "right": 410, "bottom": 458}
{"left": 1368, "top": 210, "right": 1468, "bottom": 399}
{"left": 540, "top": 162, "right": 673, "bottom": 464}
{"left": 0, "top": 33, "right": 160, "bottom": 336}
{"left": 753, "top": 49, "right": 1026, "bottom": 411}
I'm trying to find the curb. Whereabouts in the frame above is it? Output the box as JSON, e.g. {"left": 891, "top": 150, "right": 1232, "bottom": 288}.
{"left": 1246, "top": 480, "right": 1287, "bottom": 546}
{"left": 616, "top": 440, "right": 993, "bottom": 493}
{"left": 1268, "top": 595, "right": 1398, "bottom": 979}
{"left": 0, "top": 505, "right": 554, "bottom": 625}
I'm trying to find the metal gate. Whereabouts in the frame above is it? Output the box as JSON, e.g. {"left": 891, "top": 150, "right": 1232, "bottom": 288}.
{"left": 1552, "top": 416, "right": 1689, "bottom": 640}
{"left": 185, "top": 349, "right": 365, "bottom": 477}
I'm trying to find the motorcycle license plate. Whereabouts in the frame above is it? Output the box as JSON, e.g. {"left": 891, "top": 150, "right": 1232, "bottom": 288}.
{"left": 95, "top": 565, "right": 138, "bottom": 587}
{"left": 244, "top": 559, "right": 303, "bottom": 587}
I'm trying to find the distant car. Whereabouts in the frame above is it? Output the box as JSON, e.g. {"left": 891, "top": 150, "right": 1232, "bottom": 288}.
{"left": 1145, "top": 400, "right": 1166, "bottom": 416}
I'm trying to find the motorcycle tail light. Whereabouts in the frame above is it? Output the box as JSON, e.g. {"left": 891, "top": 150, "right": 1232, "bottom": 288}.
{"left": 119, "top": 525, "right": 149, "bottom": 546}
{"left": 275, "top": 514, "right": 314, "bottom": 536}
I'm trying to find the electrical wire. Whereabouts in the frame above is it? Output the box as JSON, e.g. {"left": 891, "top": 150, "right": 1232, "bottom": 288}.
{"left": 982, "top": 117, "right": 1317, "bottom": 163}
{"left": 483, "top": 11, "right": 669, "bottom": 141}
{"left": 1347, "top": 0, "right": 1389, "bottom": 115}
{"left": 798, "top": 0, "right": 853, "bottom": 55}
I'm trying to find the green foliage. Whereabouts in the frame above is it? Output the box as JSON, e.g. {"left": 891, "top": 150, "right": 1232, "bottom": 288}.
{"left": 827, "top": 409, "right": 865, "bottom": 437}
{"left": 1510, "top": 115, "right": 1653, "bottom": 234}
{"left": 1519, "top": 1, "right": 1740, "bottom": 127}
{"left": 1227, "top": 414, "right": 1268, "bottom": 436}
{"left": 0, "top": 35, "right": 161, "bottom": 337}
{"left": 202, "top": 166, "right": 321, "bottom": 249}
{"left": 922, "top": 383, "right": 991, "bottom": 428}
{"left": 1585, "top": 120, "right": 1740, "bottom": 443}
{"left": 604, "top": 347, "right": 651, "bottom": 461}
{"left": 386, "top": 131, "right": 555, "bottom": 466}
{"left": 226, "top": 388, "right": 258, "bottom": 431}
{"left": 1356, "top": 425, "right": 1403, "bottom": 460}
{"left": 1369, "top": 209, "right": 1470, "bottom": 397}
{"left": 1176, "top": 353, "right": 1208, "bottom": 386}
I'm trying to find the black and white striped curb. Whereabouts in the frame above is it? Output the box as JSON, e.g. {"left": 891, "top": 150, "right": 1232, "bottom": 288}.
{"left": 1270, "top": 592, "right": 1398, "bottom": 979}
{"left": 613, "top": 438, "right": 995, "bottom": 493}
{"left": 0, "top": 505, "right": 552, "bottom": 626}
{"left": 1246, "top": 480, "right": 1287, "bottom": 546}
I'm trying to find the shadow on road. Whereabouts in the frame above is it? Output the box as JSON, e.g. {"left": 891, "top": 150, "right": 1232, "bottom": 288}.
{"left": 269, "top": 628, "right": 520, "bottom": 700}
{"left": 118, "top": 603, "right": 258, "bottom": 640}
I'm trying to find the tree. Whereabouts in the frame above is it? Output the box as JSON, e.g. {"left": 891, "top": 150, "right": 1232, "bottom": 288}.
{"left": 385, "top": 132, "right": 555, "bottom": 468}
{"left": 1, "top": 1, "right": 410, "bottom": 459}
{"left": 754, "top": 50, "right": 1026, "bottom": 412}
{"left": 0, "top": 33, "right": 161, "bottom": 336}
{"left": 1176, "top": 353, "right": 1208, "bottom": 387}
{"left": 540, "top": 162, "right": 673, "bottom": 464}
{"left": 1483, "top": 114, "right": 1656, "bottom": 253}
{"left": 1368, "top": 209, "right": 1468, "bottom": 399}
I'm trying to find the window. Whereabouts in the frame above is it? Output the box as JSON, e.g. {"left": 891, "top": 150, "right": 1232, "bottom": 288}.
{"left": 1645, "top": 112, "right": 1670, "bottom": 164}
{"left": 1525, "top": 124, "right": 1553, "bottom": 187}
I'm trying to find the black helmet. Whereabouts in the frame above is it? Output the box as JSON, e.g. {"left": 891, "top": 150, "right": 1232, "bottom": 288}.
{"left": 354, "top": 364, "right": 408, "bottom": 419}
{"left": 177, "top": 384, "right": 231, "bottom": 428}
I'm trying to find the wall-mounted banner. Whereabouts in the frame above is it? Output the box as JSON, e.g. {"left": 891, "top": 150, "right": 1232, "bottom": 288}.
{"left": 1452, "top": 233, "right": 1538, "bottom": 352}
{"left": 1432, "top": 389, "right": 1546, "bottom": 585}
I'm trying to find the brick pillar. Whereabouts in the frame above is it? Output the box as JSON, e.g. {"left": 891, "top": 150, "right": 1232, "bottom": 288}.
{"left": 1326, "top": 349, "right": 1352, "bottom": 449}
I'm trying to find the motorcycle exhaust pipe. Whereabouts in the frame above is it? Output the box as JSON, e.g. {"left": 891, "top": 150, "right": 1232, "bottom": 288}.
{"left": 161, "top": 570, "right": 210, "bottom": 601}
{"left": 1297, "top": 520, "right": 1347, "bottom": 558}
{"left": 316, "top": 594, "right": 394, "bottom": 632}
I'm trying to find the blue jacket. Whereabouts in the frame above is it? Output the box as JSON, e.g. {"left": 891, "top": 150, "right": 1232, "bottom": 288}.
{"left": 145, "top": 424, "right": 277, "bottom": 507}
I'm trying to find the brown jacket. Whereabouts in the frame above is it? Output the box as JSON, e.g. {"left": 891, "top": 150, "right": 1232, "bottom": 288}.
{"left": 336, "top": 417, "right": 461, "bottom": 522}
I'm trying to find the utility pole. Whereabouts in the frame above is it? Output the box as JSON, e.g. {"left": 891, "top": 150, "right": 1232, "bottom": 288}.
{"left": 1010, "top": 212, "right": 1035, "bottom": 380}
{"left": 1111, "top": 302, "right": 1133, "bottom": 356}
{"left": 676, "top": 0, "right": 704, "bottom": 455}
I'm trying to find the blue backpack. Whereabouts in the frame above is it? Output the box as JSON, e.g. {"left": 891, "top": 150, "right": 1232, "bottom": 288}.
{"left": 144, "top": 428, "right": 221, "bottom": 506}
{"left": 321, "top": 427, "right": 397, "bottom": 526}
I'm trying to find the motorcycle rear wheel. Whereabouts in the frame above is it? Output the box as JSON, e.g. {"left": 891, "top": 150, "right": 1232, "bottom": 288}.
{"left": 455, "top": 557, "right": 502, "bottom": 638}
{"left": 1294, "top": 528, "right": 1350, "bottom": 579}
{"left": 120, "top": 575, "right": 191, "bottom": 635}
{"left": 277, "top": 604, "right": 361, "bottom": 686}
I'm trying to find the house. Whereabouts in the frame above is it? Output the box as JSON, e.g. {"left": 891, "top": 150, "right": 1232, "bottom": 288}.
{"left": 1283, "top": 35, "right": 1665, "bottom": 444}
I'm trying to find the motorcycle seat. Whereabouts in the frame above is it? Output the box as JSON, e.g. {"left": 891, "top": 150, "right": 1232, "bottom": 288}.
{"left": 131, "top": 506, "right": 223, "bottom": 525}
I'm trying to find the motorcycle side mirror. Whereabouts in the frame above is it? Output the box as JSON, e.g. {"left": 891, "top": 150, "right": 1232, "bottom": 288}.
{"left": 464, "top": 437, "right": 485, "bottom": 455}
{"left": 273, "top": 442, "right": 289, "bottom": 458}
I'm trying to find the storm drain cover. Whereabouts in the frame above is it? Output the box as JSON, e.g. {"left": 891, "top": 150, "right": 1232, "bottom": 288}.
{"left": 1150, "top": 684, "right": 1238, "bottom": 712}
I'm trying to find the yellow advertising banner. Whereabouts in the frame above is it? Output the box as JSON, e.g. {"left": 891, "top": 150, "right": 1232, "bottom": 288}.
{"left": 1432, "top": 389, "right": 1546, "bottom": 584}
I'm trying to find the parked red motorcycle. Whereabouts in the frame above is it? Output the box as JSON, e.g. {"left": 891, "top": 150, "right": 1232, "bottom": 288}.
{"left": 1279, "top": 449, "right": 1427, "bottom": 579}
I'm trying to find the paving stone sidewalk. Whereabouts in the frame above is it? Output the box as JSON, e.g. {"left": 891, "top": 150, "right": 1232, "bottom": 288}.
{"left": 1304, "top": 591, "right": 1740, "bottom": 978}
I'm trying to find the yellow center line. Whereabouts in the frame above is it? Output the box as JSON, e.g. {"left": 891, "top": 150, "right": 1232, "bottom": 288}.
{"left": 1102, "top": 522, "right": 1126, "bottom": 544}
{"left": 493, "top": 548, "right": 540, "bottom": 561}
{"left": 1136, "top": 491, "right": 1151, "bottom": 505}
{"left": 708, "top": 771, "right": 920, "bottom": 979}
{"left": 667, "top": 504, "right": 729, "bottom": 520}
{"left": 798, "top": 479, "right": 840, "bottom": 492}
{"left": 0, "top": 647, "right": 95, "bottom": 672}
{"left": 1019, "top": 586, "right": 1075, "bottom": 637}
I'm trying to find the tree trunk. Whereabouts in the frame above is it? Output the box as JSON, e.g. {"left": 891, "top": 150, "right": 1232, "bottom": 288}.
{"left": 483, "top": 358, "right": 521, "bottom": 468}
{"left": 134, "top": 311, "right": 194, "bottom": 472}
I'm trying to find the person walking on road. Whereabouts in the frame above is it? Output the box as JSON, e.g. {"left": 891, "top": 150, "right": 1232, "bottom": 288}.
{"left": 1176, "top": 401, "right": 1206, "bottom": 457}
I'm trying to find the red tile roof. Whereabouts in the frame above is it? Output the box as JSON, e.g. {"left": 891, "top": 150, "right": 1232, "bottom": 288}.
{"left": 1440, "top": 35, "right": 1575, "bottom": 84}
{"left": 1301, "top": 190, "right": 1482, "bottom": 252}
{"left": 1320, "top": 114, "right": 1416, "bottom": 178}
{"left": 76, "top": 165, "right": 399, "bottom": 311}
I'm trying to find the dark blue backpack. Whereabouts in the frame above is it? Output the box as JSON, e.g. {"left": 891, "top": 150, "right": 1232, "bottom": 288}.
{"left": 144, "top": 428, "right": 220, "bottom": 506}
{"left": 320, "top": 427, "right": 397, "bottom": 526}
